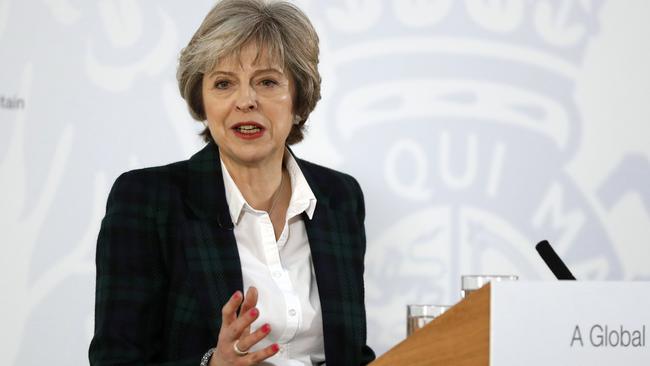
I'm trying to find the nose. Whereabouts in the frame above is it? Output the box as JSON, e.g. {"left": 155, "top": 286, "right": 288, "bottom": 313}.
{"left": 235, "top": 84, "right": 257, "bottom": 112}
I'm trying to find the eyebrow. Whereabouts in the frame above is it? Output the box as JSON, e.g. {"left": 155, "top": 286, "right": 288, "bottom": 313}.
{"left": 208, "top": 68, "right": 285, "bottom": 79}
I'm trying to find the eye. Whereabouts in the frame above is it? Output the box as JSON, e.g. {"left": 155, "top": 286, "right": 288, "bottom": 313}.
{"left": 214, "top": 80, "right": 231, "bottom": 89}
{"left": 260, "top": 79, "right": 279, "bottom": 87}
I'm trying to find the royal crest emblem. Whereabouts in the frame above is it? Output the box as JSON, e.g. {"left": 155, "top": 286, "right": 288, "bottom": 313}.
{"left": 299, "top": 0, "right": 650, "bottom": 352}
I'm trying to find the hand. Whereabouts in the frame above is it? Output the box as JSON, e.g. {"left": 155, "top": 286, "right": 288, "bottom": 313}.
{"left": 210, "top": 287, "right": 279, "bottom": 365}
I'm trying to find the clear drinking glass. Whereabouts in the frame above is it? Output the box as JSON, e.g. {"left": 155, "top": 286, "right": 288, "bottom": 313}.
{"left": 406, "top": 304, "right": 450, "bottom": 337}
{"left": 461, "top": 274, "right": 518, "bottom": 298}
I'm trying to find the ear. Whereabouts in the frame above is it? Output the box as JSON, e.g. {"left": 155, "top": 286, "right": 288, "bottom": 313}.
{"left": 293, "top": 115, "right": 301, "bottom": 125}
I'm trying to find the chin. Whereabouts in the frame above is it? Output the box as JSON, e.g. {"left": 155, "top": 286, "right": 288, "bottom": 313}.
{"left": 229, "top": 145, "right": 280, "bottom": 165}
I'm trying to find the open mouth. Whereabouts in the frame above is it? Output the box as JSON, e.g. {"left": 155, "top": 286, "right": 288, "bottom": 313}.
{"left": 235, "top": 125, "right": 262, "bottom": 134}
{"left": 231, "top": 122, "right": 265, "bottom": 139}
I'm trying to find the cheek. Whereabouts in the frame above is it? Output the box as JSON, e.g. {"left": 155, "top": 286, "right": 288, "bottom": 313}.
{"left": 275, "top": 105, "right": 295, "bottom": 133}
{"left": 204, "top": 97, "right": 229, "bottom": 125}
{"left": 273, "top": 93, "right": 294, "bottom": 122}
{"left": 201, "top": 81, "right": 226, "bottom": 121}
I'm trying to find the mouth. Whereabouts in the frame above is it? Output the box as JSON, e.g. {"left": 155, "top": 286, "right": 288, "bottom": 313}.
{"left": 231, "top": 121, "right": 265, "bottom": 139}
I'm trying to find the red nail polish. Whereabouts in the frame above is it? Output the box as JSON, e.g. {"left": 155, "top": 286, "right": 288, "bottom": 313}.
{"left": 232, "top": 291, "right": 241, "bottom": 300}
{"left": 261, "top": 324, "right": 271, "bottom": 333}
{"left": 249, "top": 308, "right": 258, "bottom": 317}
{"left": 271, "top": 343, "right": 280, "bottom": 352}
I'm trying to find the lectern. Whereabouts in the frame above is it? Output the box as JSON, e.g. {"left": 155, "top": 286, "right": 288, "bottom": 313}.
{"left": 370, "top": 282, "right": 650, "bottom": 366}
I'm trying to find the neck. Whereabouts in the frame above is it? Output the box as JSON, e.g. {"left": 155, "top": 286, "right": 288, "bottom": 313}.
{"left": 221, "top": 151, "right": 286, "bottom": 212}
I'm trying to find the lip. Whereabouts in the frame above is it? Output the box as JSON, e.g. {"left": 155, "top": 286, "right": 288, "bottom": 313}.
{"left": 232, "top": 121, "right": 264, "bottom": 129}
{"left": 231, "top": 121, "right": 265, "bottom": 140}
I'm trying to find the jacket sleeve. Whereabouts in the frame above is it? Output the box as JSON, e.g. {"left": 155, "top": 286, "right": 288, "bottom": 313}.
{"left": 88, "top": 172, "right": 201, "bottom": 366}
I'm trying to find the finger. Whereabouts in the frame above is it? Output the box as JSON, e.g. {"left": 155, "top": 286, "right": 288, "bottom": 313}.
{"left": 236, "top": 323, "right": 271, "bottom": 353}
{"left": 227, "top": 307, "right": 259, "bottom": 340}
{"left": 221, "top": 291, "right": 243, "bottom": 328}
{"left": 245, "top": 343, "right": 280, "bottom": 364}
{"left": 239, "top": 286, "right": 258, "bottom": 316}
{"left": 239, "top": 287, "right": 258, "bottom": 335}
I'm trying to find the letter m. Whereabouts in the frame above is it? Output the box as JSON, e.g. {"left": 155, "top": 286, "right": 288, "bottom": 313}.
{"left": 532, "top": 182, "right": 586, "bottom": 254}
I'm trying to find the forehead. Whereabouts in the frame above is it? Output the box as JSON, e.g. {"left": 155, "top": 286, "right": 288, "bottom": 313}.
{"left": 213, "top": 42, "right": 284, "bottom": 72}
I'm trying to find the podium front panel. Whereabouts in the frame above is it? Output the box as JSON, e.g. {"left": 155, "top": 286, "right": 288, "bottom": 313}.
{"left": 491, "top": 281, "right": 650, "bottom": 365}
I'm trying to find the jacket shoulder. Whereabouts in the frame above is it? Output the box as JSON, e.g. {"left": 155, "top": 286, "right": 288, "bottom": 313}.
{"left": 296, "top": 158, "right": 360, "bottom": 189}
{"left": 105, "top": 160, "right": 188, "bottom": 218}
{"left": 296, "top": 158, "right": 364, "bottom": 212}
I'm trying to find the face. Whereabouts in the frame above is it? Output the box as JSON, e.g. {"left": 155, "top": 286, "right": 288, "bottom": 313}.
{"left": 202, "top": 42, "right": 296, "bottom": 168}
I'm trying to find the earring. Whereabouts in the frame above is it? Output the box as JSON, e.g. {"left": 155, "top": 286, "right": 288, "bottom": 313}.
{"left": 293, "top": 115, "right": 301, "bottom": 125}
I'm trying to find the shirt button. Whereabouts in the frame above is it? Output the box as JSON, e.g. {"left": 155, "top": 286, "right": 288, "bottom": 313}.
{"left": 288, "top": 309, "right": 297, "bottom": 317}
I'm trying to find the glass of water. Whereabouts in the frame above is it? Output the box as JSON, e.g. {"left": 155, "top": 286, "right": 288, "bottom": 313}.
{"left": 406, "top": 304, "right": 450, "bottom": 337}
{"left": 461, "top": 274, "right": 518, "bottom": 299}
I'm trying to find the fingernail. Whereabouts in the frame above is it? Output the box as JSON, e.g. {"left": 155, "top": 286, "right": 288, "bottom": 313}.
{"left": 261, "top": 324, "right": 271, "bottom": 333}
{"left": 232, "top": 291, "right": 241, "bottom": 300}
{"left": 272, "top": 343, "right": 280, "bottom": 352}
{"left": 249, "top": 308, "right": 258, "bottom": 317}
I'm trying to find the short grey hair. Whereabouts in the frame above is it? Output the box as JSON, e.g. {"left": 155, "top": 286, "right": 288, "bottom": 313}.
{"left": 177, "top": 0, "right": 321, "bottom": 145}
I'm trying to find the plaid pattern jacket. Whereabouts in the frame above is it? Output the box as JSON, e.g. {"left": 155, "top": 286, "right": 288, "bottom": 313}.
{"left": 89, "top": 142, "right": 375, "bottom": 365}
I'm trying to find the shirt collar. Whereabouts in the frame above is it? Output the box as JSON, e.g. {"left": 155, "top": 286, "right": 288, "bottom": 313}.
{"left": 220, "top": 150, "right": 317, "bottom": 225}
{"left": 285, "top": 150, "right": 317, "bottom": 220}
{"left": 220, "top": 158, "right": 247, "bottom": 225}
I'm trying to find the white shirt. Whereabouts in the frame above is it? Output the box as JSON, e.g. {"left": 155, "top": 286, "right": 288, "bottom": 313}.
{"left": 220, "top": 152, "right": 325, "bottom": 365}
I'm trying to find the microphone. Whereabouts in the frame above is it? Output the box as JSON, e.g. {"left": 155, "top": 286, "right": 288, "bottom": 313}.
{"left": 535, "top": 240, "right": 577, "bottom": 280}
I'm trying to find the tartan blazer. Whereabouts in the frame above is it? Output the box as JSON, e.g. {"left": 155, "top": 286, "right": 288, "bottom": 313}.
{"left": 89, "top": 142, "right": 375, "bottom": 365}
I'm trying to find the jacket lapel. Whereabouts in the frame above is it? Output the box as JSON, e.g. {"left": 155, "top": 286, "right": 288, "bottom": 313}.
{"left": 298, "top": 158, "right": 357, "bottom": 365}
{"left": 183, "top": 142, "right": 243, "bottom": 337}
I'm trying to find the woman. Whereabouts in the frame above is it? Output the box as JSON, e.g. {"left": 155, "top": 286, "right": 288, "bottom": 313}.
{"left": 88, "top": 0, "right": 375, "bottom": 365}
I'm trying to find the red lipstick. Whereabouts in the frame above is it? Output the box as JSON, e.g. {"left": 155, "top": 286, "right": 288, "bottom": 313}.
{"left": 231, "top": 121, "right": 265, "bottom": 140}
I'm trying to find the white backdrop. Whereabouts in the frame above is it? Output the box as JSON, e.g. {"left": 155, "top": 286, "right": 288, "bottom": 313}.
{"left": 1, "top": 0, "right": 650, "bottom": 364}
